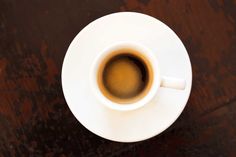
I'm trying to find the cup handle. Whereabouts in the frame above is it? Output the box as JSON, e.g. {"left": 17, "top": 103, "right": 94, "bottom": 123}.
{"left": 161, "top": 76, "right": 186, "bottom": 90}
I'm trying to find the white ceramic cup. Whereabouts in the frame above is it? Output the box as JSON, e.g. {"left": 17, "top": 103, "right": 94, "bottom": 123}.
{"left": 90, "top": 41, "right": 186, "bottom": 111}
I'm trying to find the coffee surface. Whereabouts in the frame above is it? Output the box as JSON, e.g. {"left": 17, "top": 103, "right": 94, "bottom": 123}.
{"left": 103, "top": 54, "right": 147, "bottom": 99}
{"left": 97, "top": 51, "right": 153, "bottom": 104}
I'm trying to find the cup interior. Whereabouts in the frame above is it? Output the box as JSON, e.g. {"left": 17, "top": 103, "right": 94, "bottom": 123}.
{"left": 97, "top": 48, "right": 154, "bottom": 104}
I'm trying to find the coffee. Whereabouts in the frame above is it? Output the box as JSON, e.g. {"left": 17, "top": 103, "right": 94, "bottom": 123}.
{"left": 97, "top": 49, "right": 153, "bottom": 104}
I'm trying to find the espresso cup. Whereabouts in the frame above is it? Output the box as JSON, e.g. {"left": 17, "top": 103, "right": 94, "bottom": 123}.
{"left": 90, "top": 41, "right": 186, "bottom": 111}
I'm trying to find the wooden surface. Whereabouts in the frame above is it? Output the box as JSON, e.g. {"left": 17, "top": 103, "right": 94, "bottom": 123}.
{"left": 0, "top": 0, "right": 236, "bottom": 156}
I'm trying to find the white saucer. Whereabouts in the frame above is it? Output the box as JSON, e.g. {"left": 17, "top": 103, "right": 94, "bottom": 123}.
{"left": 62, "top": 12, "right": 192, "bottom": 142}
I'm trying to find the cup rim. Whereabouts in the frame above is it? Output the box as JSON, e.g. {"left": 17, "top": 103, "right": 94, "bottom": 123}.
{"left": 90, "top": 41, "right": 161, "bottom": 111}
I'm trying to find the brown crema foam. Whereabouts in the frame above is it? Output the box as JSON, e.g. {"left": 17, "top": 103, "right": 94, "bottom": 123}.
{"left": 97, "top": 49, "right": 153, "bottom": 104}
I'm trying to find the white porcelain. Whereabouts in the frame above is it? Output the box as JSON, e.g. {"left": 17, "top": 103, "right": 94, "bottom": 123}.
{"left": 62, "top": 12, "right": 192, "bottom": 142}
{"left": 91, "top": 41, "right": 186, "bottom": 111}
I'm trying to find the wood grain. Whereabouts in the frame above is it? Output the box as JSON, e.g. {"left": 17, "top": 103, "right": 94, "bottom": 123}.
{"left": 0, "top": 0, "right": 235, "bottom": 156}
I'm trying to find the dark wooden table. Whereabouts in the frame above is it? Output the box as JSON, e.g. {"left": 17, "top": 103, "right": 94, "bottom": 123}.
{"left": 0, "top": 0, "right": 236, "bottom": 156}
